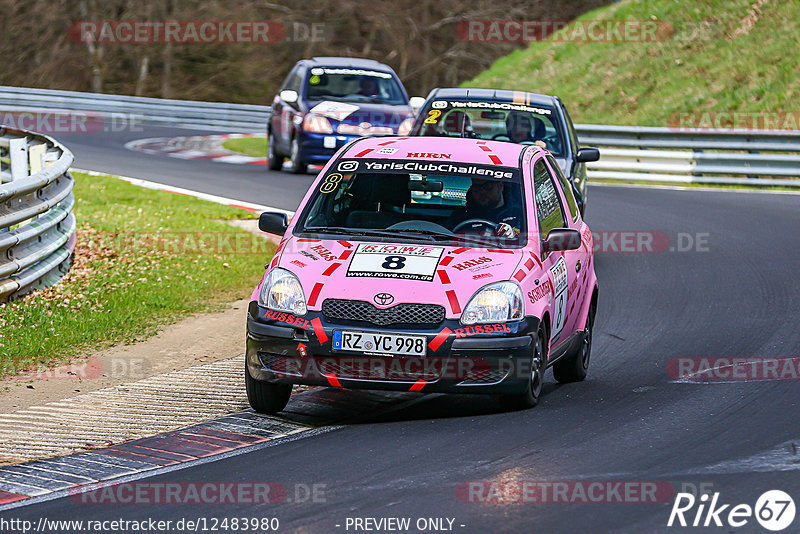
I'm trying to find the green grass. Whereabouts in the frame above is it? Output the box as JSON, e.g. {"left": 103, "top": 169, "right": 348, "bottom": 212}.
{"left": 223, "top": 136, "right": 268, "bottom": 157}
{"left": 466, "top": 0, "right": 799, "bottom": 126}
{"left": 0, "top": 172, "right": 274, "bottom": 377}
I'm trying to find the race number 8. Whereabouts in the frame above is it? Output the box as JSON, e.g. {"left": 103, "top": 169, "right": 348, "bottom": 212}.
{"left": 382, "top": 256, "right": 406, "bottom": 270}
{"left": 320, "top": 173, "right": 344, "bottom": 194}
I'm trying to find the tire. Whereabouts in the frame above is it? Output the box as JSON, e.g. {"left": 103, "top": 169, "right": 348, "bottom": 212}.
{"left": 553, "top": 302, "right": 595, "bottom": 383}
{"left": 500, "top": 325, "right": 546, "bottom": 410}
{"left": 245, "top": 363, "right": 292, "bottom": 414}
{"left": 267, "top": 133, "right": 283, "bottom": 171}
{"left": 287, "top": 136, "right": 306, "bottom": 174}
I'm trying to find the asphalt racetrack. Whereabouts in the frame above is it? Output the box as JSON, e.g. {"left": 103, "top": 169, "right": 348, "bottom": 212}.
{"left": 3, "top": 126, "right": 800, "bottom": 533}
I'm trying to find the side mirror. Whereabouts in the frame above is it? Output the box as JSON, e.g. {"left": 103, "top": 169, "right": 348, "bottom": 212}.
{"left": 543, "top": 228, "right": 581, "bottom": 253}
{"left": 409, "top": 96, "right": 426, "bottom": 113}
{"left": 576, "top": 147, "right": 600, "bottom": 163}
{"left": 279, "top": 90, "right": 298, "bottom": 104}
{"left": 259, "top": 212, "right": 289, "bottom": 236}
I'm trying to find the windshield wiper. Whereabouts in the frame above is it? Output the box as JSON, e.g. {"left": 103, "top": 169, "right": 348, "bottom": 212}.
{"left": 303, "top": 227, "right": 504, "bottom": 248}
{"left": 303, "top": 227, "right": 415, "bottom": 239}
{"left": 391, "top": 229, "right": 490, "bottom": 247}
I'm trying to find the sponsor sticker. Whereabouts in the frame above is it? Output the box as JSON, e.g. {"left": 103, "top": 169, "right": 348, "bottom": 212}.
{"left": 346, "top": 244, "right": 444, "bottom": 282}
{"left": 549, "top": 257, "right": 568, "bottom": 341}
{"left": 444, "top": 100, "right": 552, "bottom": 116}
{"left": 309, "top": 101, "right": 359, "bottom": 121}
{"left": 310, "top": 67, "right": 392, "bottom": 79}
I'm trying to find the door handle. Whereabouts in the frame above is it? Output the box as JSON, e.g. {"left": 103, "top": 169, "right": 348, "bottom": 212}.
{"left": 575, "top": 260, "right": 581, "bottom": 272}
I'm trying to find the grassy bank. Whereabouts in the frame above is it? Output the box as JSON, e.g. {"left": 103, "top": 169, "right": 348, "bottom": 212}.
{"left": 467, "top": 0, "right": 798, "bottom": 126}
{"left": 0, "top": 171, "right": 274, "bottom": 377}
{"left": 223, "top": 137, "right": 268, "bottom": 157}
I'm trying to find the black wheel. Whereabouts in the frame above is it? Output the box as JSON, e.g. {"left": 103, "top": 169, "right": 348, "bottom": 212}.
{"left": 267, "top": 133, "right": 283, "bottom": 171}
{"left": 287, "top": 136, "right": 306, "bottom": 174}
{"left": 500, "top": 325, "right": 546, "bottom": 410}
{"left": 245, "top": 363, "right": 292, "bottom": 414}
{"left": 553, "top": 302, "right": 595, "bottom": 383}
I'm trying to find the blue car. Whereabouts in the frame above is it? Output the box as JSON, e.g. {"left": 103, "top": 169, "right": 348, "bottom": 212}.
{"left": 267, "top": 57, "right": 418, "bottom": 173}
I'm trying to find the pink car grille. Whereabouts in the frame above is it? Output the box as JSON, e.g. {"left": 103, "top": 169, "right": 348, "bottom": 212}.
{"left": 322, "top": 299, "right": 445, "bottom": 326}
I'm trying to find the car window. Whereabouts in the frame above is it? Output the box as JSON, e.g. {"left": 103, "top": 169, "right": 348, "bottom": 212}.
{"left": 562, "top": 104, "right": 580, "bottom": 153}
{"left": 304, "top": 68, "right": 407, "bottom": 105}
{"left": 286, "top": 68, "right": 304, "bottom": 93}
{"left": 279, "top": 66, "right": 297, "bottom": 91}
{"left": 533, "top": 159, "right": 566, "bottom": 245}
{"left": 295, "top": 157, "right": 527, "bottom": 248}
{"left": 411, "top": 98, "right": 565, "bottom": 156}
{"left": 546, "top": 155, "right": 579, "bottom": 223}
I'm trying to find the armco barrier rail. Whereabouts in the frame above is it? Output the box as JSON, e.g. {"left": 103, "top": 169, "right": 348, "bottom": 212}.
{"left": 575, "top": 124, "right": 800, "bottom": 186}
{"left": 1, "top": 85, "right": 799, "bottom": 185}
{"left": 0, "top": 126, "right": 76, "bottom": 302}
{"left": 0, "top": 85, "right": 270, "bottom": 132}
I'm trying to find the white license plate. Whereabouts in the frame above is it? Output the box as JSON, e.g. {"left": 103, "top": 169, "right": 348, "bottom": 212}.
{"left": 333, "top": 330, "right": 426, "bottom": 356}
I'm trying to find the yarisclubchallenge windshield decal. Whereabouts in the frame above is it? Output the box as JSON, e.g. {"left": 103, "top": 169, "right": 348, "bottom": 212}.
{"left": 430, "top": 100, "right": 553, "bottom": 116}
{"left": 333, "top": 158, "right": 520, "bottom": 181}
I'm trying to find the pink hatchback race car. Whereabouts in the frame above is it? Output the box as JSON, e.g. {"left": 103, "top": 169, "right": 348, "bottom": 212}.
{"left": 246, "top": 136, "right": 598, "bottom": 413}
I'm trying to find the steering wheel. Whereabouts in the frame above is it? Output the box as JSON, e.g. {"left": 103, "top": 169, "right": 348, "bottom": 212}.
{"left": 491, "top": 133, "right": 511, "bottom": 141}
{"left": 453, "top": 218, "right": 501, "bottom": 235}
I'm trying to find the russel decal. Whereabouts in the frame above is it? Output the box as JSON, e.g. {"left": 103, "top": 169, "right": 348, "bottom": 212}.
{"left": 346, "top": 243, "right": 444, "bottom": 282}
{"left": 549, "top": 257, "right": 569, "bottom": 342}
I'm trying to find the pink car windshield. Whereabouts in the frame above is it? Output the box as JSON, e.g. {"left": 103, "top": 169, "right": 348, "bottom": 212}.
{"left": 294, "top": 158, "right": 528, "bottom": 249}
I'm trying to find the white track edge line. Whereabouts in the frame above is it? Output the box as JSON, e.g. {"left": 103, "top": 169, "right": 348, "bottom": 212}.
{"left": 71, "top": 167, "right": 296, "bottom": 215}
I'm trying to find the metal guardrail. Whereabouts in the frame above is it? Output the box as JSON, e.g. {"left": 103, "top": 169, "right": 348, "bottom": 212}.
{"left": 0, "top": 85, "right": 270, "bottom": 133}
{"left": 575, "top": 124, "right": 800, "bottom": 186}
{"left": 0, "top": 127, "right": 76, "bottom": 302}
{"left": 1, "top": 85, "right": 799, "bottom": 185}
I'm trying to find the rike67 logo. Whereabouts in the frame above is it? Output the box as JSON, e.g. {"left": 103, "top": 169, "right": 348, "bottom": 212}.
{"left": 668, "top": 490, "right": 796, "bottom": 531}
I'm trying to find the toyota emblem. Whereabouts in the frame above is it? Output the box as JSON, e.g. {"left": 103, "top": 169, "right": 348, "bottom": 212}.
{"left": 374, "top": 293, "right": 394, "bottom": 306}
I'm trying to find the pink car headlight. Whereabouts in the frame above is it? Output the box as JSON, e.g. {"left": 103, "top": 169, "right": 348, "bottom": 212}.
{"left": 259, "top": 268, "right": 308, "bottom": 316}
{"left": 461, "top": 281, "right": 524, "bottom": 325}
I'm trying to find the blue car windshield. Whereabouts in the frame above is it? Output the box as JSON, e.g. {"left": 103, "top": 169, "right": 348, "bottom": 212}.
{"left": 305, "top": 67, "right": 407, "bottom": 105}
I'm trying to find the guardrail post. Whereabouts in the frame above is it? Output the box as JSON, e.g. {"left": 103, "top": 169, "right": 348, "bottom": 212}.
{"left": 28, "top": 143, "right": 46, "bottom": 174}
{"left": 9, "top": 136, "right": 28, "bottom": 181}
